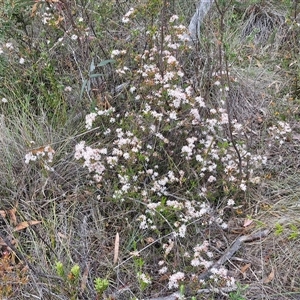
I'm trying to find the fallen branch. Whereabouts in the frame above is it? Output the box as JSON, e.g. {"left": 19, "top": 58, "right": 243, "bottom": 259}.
{"left": 199, "top": 229, "right": 270, "bottom": 280}
{"left": 148, "top": 292, "right": 180, "bottom": 300}
{"left": 146, "top": 229, "right": 270, "bottom": 300}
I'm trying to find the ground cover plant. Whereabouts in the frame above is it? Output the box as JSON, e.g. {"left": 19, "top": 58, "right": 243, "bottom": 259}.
{"left": 0, "top": 0, "right": 300, "bottom": 299}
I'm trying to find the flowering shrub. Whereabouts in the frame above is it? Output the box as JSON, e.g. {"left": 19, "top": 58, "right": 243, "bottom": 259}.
{"left": 72, "top": 10, "right": 291, "bottom": 292}
{"left": 1, "top": 0, "right": 294, "bottom": 298}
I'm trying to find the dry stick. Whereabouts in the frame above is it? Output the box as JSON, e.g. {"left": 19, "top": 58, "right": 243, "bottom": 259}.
{"left": 199, "top": 229, "right": 270, "bottom": 280}
{"left": 148, "top": 292, "right": 181, "bottom": 300}
{"left": 146, "top": 229, "right": 270, "bottom": 300}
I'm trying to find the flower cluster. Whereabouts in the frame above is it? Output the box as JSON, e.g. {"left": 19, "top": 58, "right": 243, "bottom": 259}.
{"left": 168, "top": 271, "right": 185, "bottom": 289}
{"left": 74, "top": 141, "right": 107, "bottom": 182}
{"left": 268, "top": 121, "right": 291, "bottom": 146}
{"left": 209, "top": 267, "right": 236, "bottom": 287}
{"left": 122, "top": 7, "right": 135, "bottom": 24}
{"left": 25, "top": 145, "right": 55, "bottom": 171}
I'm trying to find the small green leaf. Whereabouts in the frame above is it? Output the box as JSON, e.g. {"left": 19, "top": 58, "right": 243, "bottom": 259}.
{"left": 80, "top": 78, "right": 90, "bottom": 100}
{"left": 90, "top": 58, "right": 95, "bottom": 73}
{"left": 89, "top": 73, "right": 104, "bottom": 78}
{"left": 71, "top": 264, "right": 80, "bottom": 278}
{"left": 97, "top": 59, "right": 115, "bottom": 67}
{"left": 274, "top": 223, "right": 284, "bottom": 236}
{"left": 55, "top": 261, "right": 65, "bottom": 278}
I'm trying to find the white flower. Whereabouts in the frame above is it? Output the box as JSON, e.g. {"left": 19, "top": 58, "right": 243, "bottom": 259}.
{"left": 122, "top": 7, "right": 135, "bottom": 23}
{"left": 250, "top": 176, "right": 261, "bottom": 184}
{"left": 25, "top": 152, "right": 37, "bottom": 164}
{"left": 124, "top": 7, "right": 135, "bottom": 17}
{"left": 5, "top": 43, "right": 14, "bottom": 50}
{"left": 159, "top": 266, "right": 168, "bottom": 274}
{"left": 191, "top": 258, "right": 201, "bottom": 267}
{"left": 1, "top": 98, "right": 8, "bottom": 103}
{"left": 19, "top": 57, "right": 25, "bottom": 64}
{"left": 111, "top": 49, "right": 126, "bottom": 58}
{"left": 137, "top": 272, "right": 151, "bottom": 284}
{"left": 167, "top": 55, "right": 177, "bottom": 64}
{"left": 147, "top": 202, "right": 160, "bottom": 210}
{"left": 221, "top": 222, "right": 228, "bottom": 229}
{"left": 123, "top": 152, "right": 130, "bottom": 160}
{"left": 169, "top": 15, "right": 179, "bottom": 23}
{"left": 195, "top": 96, "right": 206, "bottom": 107}
{"left": 240, "top": 183, "right": 247, "bottom": 191}
{"left": 129, "top": 86, "right": 136, "bottom": 93}
{"left": 71, "top": 34, "right": 78, "bottom": 40}
{"left": 168, "top": 272, "right": 185, "bottom": 289}
{"left": 207, "top": 175, "right": 216, "bottom": 183}
{"left": 158, "top": 260, "right": 165, "bottom": 266}
{"left": 227, "top": 199, "right": 235, "bottom": 206}
{"left": 220, "top": 112, "right": 229, "bottom": 124}
{"left": 64, "top": 86, "right": 72, "bottom": 92}
{"left": 85, "top": 112, "right": 97, "bottom": 129}
{"left": 195, "top": 154, "right": 203, "bottom": 162}
{"left": 178, "top": 224, "right": 187, "bottom": 238}
{"left": 168, "top": 111, "right": 177, "bottom": 120}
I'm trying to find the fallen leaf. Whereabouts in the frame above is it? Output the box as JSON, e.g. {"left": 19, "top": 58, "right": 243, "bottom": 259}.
{"left": 145, "top": 237, "right": 155, "bottom": 244}
{"left": 13, "top": 220, "right": 41, "bottom": 232}
{"left": 263, "top": 269, "right": 275, "bottom": 284}
{"left": 164, "top": 240, "right": 174, "bottom": 259}
{"left": 8, "top": 207, "right": 17, "bottom": 226}
{"left": 240, "top": 263, "right": 251, "bottom": 279}
{"left": 158, "top": 274, "right": 170, "bottom": 282}
{"left": 57, "top": 232, "right": 68, "bottom": 239}
{"left": 129, "top": 250, "right": 140, "bottom": 257}
{"left": 243, "top": 219, "right": 253, "bottom": 227}
{"left": 240, "top": 263, "right": 251, "bottom": 273}
{"left": 113, "top": 232, "right": 119, "bottom": 265}
{"left": 31, "top": 2, "right": 41, "bottom": 17}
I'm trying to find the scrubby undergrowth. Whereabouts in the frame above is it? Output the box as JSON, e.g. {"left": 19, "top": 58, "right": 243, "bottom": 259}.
{"left": 0, "top": 0, "right": 300, "bottom": 299}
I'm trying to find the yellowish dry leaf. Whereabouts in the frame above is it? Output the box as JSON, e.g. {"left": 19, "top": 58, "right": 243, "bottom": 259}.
{"left": 263, "top": 269, "right": 275, "bottom": 284}
{"left": 57, "top": 232, "right": 68, "bottom": 239}
{"left": 243, "top": 219, "right": 253, "bottom": 227}
{"left": 113, "top": 232, "right": 120, "bottom": 265}
{"left": 164, "top": 240, "right": 174, "bottom": 258}
{"left": 8, "top": 207, "right": 17, "bottom": 226}
{"left": 145, "top": 237, "right": 155, "bottom": 244}
{"left": 240, "top": 263, "right": 251, "bottom": 274}
{"left": 0, "top": 210, "right": 6, "bottom": 218}
{"left": 31, "top": 3, "right": 40, "bottom": 17}
{"left": 13, "top": 220, "right": 41, "bottom": 232}
{"left": 240, "top": 263, "right": 251, "bottom": 279}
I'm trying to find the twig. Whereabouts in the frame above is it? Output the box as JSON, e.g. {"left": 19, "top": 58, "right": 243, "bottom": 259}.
{"left": 197, "top": 285, "right": 237, "bottom": 295}
{"left": 148, "top": 292, "right": 181, "bottom": 300}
